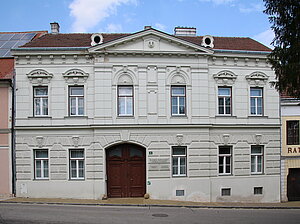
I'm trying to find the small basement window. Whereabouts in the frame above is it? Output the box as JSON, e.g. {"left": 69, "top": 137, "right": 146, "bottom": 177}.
{"left": 221, "top": 188, "right": 231, "bottom": 196}
{"left": 176, "top": 190, "right": 185, "bottom": 196}
{"left": 254, "top": 187, "right": 263, "bottom": 195}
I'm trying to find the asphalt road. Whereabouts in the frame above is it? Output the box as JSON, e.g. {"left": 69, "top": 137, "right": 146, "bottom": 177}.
{"left": 0, "top": 203, "right": 300, "bottom": 224}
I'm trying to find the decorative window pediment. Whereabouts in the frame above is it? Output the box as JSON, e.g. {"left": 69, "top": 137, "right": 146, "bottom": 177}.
{"left": 246, "top": 72, "right": 269, "bottom": 86}
{"left": 171, "top": 75, "right": 186, "bottom": 85}
{"left": 27, "top": 69, "right": 53, "bottom": 84}
{"left": 62, "top": 69, "right": 89, "bottom": 84}
{"left": 213, "top": 71, "right": 237, "bottom": 85}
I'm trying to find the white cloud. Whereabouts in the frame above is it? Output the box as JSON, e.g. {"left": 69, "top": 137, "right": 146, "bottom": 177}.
{"left": 154, "top": 23, "right": 166, "bottom": 31}
{"left": 253, "top": 29, "right": 275, "bottom": 49}
{"left": 106, "top": 24, "right": 123, "bottom": 33}
{"left": 69, "top": 0, "right": 136, "bottom": 32}
{"left": 198, "top": 0, "right": 235, "bottom": 5}
{"left": 239, "top": 3, "right": 264, "bottom": 13}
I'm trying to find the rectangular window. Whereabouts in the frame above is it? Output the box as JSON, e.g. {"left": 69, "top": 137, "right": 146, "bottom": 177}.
{"left": 171, "top": 86, "right": 186, "bottom": 116}
{"left": 254, "top": 187, "right": 263, "bottom": 195}
{"left": 118, "top": 86, "right": 133, "bottom": 116}
{"left": 69, "top": 149, "right": 85, "bottom": 180}
{"left": 287, "top": 120, "right": 300, "bottom": 145}
{"left": 34, "top": 149, "right": 49, "bottom": 179}
{"left": 251, "top": 146, "right": 263, "bottom": 174}
{"left": 250, "top": 88, "right": 263, "bottom": 115}
{"left": 69, "top": 86, "right": 84, "bottom": 116}
{"left": 172, "top": 146, "right": 187, "bottom": 176}
{"left": 34, "top": 87, "right": 48, "bottom": 116}
{"left": 218, "top": 87, "right": 231, "bottom": 115}
{"left": 221, "top": 188, "right": 231, "bottom": 196}
{"left": 219, "top": 146, "right": 232, "bottom": 175}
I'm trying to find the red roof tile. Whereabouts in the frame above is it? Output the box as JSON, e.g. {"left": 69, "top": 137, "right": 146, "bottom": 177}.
{"left": 0, "top": 59, "right": 14, "bottom": 80}
{"left": 20, "top": 30, "right": 271, "bottom": 52}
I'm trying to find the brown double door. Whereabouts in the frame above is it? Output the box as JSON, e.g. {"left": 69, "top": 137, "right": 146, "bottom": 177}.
{"left": 287, "top": 168, "right": 300, "bottom": 201}
{"left": 106, "top": 144, "right": 146, "bottom": 198}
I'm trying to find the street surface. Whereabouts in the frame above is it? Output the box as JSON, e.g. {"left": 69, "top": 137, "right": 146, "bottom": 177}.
{"left": 0, "top": 203, "right": 300, "bottom": 224}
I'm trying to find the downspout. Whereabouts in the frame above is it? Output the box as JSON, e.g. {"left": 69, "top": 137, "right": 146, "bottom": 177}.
{"left": 10, "top": 70, "right": 16, "bottom": 196}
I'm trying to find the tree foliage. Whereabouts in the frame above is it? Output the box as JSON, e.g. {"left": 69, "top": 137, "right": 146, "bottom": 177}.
{"left": 263, "top": 0, "right": 300, "bottom": 98}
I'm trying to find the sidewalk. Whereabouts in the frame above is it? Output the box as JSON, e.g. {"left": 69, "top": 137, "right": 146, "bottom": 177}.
{"left": 1, "top": 197, "right": 300, "bottom": 209}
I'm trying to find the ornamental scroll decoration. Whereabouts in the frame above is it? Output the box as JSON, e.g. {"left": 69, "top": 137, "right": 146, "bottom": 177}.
{"left": 213, "top": 70, "right": 237, "bottom": 86}
{"left": 245, "top": 72, "right": 269, "bottom": 86}
{"left": 72, "top": 136, "right": 80, "bottom": 147}
{"left": 176, "top": 134, "right": 184, "bottom": 146}
{"left": 255, "top": 134, "right": 262, "bottom": 145}
{"left": 62, "top": 69, "right": 89, "bottom": 85}
{"left": 27, "top": 69, "right": 53, "bottom": 85}
{"left": 222, "top": 134, "right": 230, "bottom": 145}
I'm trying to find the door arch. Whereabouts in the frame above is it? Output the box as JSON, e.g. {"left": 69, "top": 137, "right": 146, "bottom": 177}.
{"left": 106, "top": 143, "right": 146, "bottom": 198}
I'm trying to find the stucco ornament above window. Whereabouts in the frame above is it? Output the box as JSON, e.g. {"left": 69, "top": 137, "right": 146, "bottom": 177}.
{"left": 245, "top": 72, "right": 269, "bottom": 86}
{"left": 27, "top": 69, "right": 53, "bottom": 84}
{"left": 213, "top": 70, "right": 237, "bottom": 85}
{"left": 62, "top": 69, "right": 89, "bottom": 84}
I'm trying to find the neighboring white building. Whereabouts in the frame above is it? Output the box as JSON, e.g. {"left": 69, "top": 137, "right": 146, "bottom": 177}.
{"left": 280, "top": 95, "right": 300, "bottom": 201}
{"left": 12, "top": 24, "right": 281, "bottom": 202}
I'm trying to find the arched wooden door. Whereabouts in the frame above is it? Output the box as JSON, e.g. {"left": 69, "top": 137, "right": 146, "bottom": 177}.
{"left": 106, "top": 144, "right": 146, "bottom": 198}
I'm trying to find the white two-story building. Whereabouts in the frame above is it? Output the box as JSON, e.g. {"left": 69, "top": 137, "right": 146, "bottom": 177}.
{"left": 12, "top": 24, "right": 281, "bottom": 202}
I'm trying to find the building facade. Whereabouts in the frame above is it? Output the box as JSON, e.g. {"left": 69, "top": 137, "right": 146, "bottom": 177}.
{"left": 12, "top": 25, "right": 281, "bottom": 202}
{"left": 281, "top": 96, "right": 300, "bottom": 201}
{"left": 0, "top": 59, "right": 13, "bottom": 197}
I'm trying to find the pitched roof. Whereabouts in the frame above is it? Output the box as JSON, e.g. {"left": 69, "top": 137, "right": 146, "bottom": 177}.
{"left": 20, "top": 30, "right": 271, "bottom": 52}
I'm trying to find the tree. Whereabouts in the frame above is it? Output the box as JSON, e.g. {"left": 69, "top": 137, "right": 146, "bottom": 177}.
{"left": 263, "top": 0, "right": 300, "bottom": 98}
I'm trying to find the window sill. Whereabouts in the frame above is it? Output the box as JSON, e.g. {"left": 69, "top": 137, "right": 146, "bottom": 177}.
{"left": 251, "top": 173, "right": 264, "bottom": 175}
{"left": 215, "top": 115, "right": 237, "bottom": 118}
{"left": 171, "top": 115, "right": 187, "bottom": 118}
{"left": 218, "top": 173, "right": 232, "bottom": 176}
{"left": 172, "top": 175, "right": 187, "bottom": 178}
{"left": 64, "top": 116, "right": 88, "bottom": 119}
{"left": 117, "top": 115, "right": 135, "bottom": 119}
{"left": 69, "top": 178, "right": 85, "bottom": 181}
{"left": 248, "top": 115, "right": 268, "bottom": 118}
{"left": 28, "top": 116, "right": 52, "bottom": 119}
{"left": 33, "top": 178, "right": 49, "bottom": 181}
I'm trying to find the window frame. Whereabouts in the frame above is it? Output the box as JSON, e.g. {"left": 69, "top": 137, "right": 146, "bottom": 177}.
{"left": 171, "top": 86, "right": 186, "bottom": 116}
{"left": 287, "top": 120, "right": 300, "bottom": 145}
{"left": 69, "top": 149, "right": 85, "bottom": 180}
{"left": 172, "top": 146, "right": 187, "bottom": 177}
{"left": 250, "top": 87, "right": 263, "bottom": 116}
{"left": 117, "top": 85, "right": 134, "bottom": 116}
{"left": 218, "top": 146, "right": 232, "bottom": 175}
{"left": 33, "top": 86, "right": 48, "bottom": 117}
{"left": 34, "top": 149, "right": 49, "bottom": 180}
{"left": 218, "top": 86, "right": 232, "bottom": 115}
{"left": 69, "top": 86, "right": 84, "bottom": 116}
{"left": 251, "top": 145, "right": 264, "bottom": 174}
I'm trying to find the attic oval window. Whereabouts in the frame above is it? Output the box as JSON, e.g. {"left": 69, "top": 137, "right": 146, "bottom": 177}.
{"left": 94, "top": 35, "right": 101, "bottom": 44}
{"left": 201, "top": 35, "right": 214, "bottom": 48}
{"left": 91, "top": 33, "right": 103, "bottom": 46}
{"left": 205, "top": 37, "right": 211, "bottom": 45}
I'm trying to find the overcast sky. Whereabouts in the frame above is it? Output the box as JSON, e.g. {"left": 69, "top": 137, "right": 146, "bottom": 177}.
{"left": 0, "top": 0, "right": 274, "bottom": 47}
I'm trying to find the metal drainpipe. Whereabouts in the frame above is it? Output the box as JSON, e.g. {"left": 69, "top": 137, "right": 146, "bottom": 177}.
{"left": 10, "top": 70, "right": 16, "bottom": 196}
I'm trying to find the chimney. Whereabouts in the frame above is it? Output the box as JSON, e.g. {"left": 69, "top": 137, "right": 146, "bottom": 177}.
{"left": 144, "top": 25, "right": 152, "bottom": 30}
{"left": 50, "top": 22, "right": 60, "bottom": 34}
{"left": 174, "top": 27, "right": 196, "bottom": 36}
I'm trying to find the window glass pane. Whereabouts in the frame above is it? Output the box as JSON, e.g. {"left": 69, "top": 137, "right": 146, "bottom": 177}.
{"left": 78, "top": 160, "right": 84, "bottom": 169}
{"left": 218, "top": 88, "right": 230, "bottom": 96}
{"left": 79, "top": 169, "right": 84, "bottom": 178}
{"left": 172, "top": 158, "right": 178, "bottom": 175}
{"left": 119, "top": 86, "right": 132, "bottom": 96}
{"left": 35, "top": 87, "right": 48, "bottom": 96}
{"left": 219, "top": 147, "right": 230, "bottom": 154}
{"left": 71, "top": 150, "right": 84, "bottom": 158}
{"left": 251, "top": 146, "right": 262, "bottom": 154}
{"left": 36, "top": 150, "right": 48, "bottom": 158}
{"left": 173, "top": 147, "right": 185, "bottom": 155}
{"left": 257, "top": 156, "right": 262, "bottom": 172}
{"left": 70, "top": 97, "right": 76, "bottom": 115}
{"left": 42, "top": 99, "right": 48, "bottom": 115}
{"left": 219, "top": 158, "right": 224, "bottom": 173}
{"left": 36, "top": 168, "right": 41, "bottom": 178}
{"left": 36, "top": 160, "right": 41, "bottom": 169}
{"left": 109, "top": 147, "right": 122, "bottom": 157}
{"left": 34, "top": 99, "right": 41, "bottom": 115}
{"left": 126, "top": 98, "right": 133, "bottom": 115}
{"left": 71, "top": 169, "right": 76, "bottom": 178}
{"left": 130, "top": 148, "right": 143, "bottom": 157}
{"left": 78, "top": 98, "right": 84, "bottom": 115}
{"left": 70, "top": 87, "right": 84, "bottom": 95}
{"left": 172, "top": 87, "right": 185, "bottom": 95}
{"left": 251, "top": 156, "right": 255, "bottom": 172}
{"left": 119, "top": 98, "right": 126, "bottom": 115}
{"left": 251, "top": 88, "right": 262, "bottom": 96}
{"left": 179, "top": 105, "right": 185, "bottom": 114}
{"left": 71, "top": 160, "right": 76, "bottom": 169}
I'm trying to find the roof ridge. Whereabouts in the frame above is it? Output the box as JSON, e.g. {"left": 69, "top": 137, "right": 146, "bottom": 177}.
{"left": 0, "top": 31, "right": 47, "bottom": 34}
